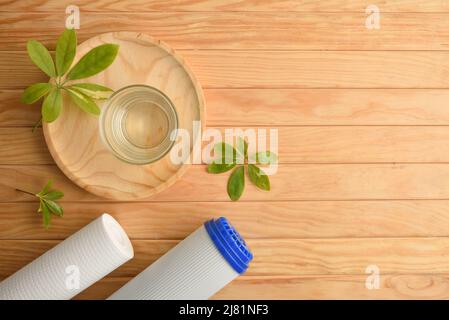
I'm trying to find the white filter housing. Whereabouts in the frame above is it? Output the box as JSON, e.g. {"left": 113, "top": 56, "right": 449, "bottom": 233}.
{"left": 0, "top": 214, "right": 134, "bottom": 300}
{"left": 108, "top": 217, "right": 252, "bottom": 300}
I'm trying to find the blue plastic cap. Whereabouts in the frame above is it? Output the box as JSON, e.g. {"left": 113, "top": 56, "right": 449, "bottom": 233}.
{"left": 204, "top": 217, "right": 253, "bottom": 274}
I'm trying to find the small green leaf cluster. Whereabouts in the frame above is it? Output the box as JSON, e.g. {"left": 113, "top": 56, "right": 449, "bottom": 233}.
{"left": 35, "top": 180, "right": 64, "bottom": 229}
{"left": 207, "top": 138, "right": 278, "bottom": 201}
{"left": 21, "top": 29, "right": 119, "bottom": 123}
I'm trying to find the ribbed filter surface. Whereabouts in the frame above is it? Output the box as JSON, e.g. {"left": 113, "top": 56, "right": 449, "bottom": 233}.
{"left": 0, "top": 214, "right": 133, "bottom": 300}
{"left": 108, "top": 225, "right": 239, "bottom": 300}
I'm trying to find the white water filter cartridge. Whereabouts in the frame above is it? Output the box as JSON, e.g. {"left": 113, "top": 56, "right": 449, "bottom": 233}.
{"left": 0, "top": 214, "right": 134, "bottom": 300}
{"left": 108, "top": 217, "right": 253, "bottom": 300}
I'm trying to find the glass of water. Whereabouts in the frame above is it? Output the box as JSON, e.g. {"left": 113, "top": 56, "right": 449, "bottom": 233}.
{"left": 100, "top": 84, "right": 178, "bottom": 165}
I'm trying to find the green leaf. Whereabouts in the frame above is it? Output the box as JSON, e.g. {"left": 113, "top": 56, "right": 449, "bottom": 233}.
{"left": 67, "top": 44, "right": 119, "bottom": 80}
{"left": 42, "top": 88, "right": 62, "bottom": 123}
{"left": 248, "top": 164, "right": 270, "bottom": 191}
{"left": 42, "top": 190, "right": 64, "bottom": 201}
{"left": 255, "top": 151, "right": 278, "bottom": 165}
{"left": 227, "top": 166, "right": 245, "bottom": 201}
{"left": 236, "top": 137, "right": 248, "bottom": 163}
{"left": 213, "top": 142, "right": 236, "bottom": 164}
{"left": 19, "top": 180, "right": 64, "bottom": 229}
{"left": 21, "top": 83, "right": 53, "bottom": 104}
{"left": 55, "top": 29, "right": 77, "bottom": 76}
{"left": 207, "top": 162, "right": 236, "bottom": 174}
{"left": 41, "top": 200, "right": 51, "bottom": 229}
{"left": 27, "top": 40, "right": 56, "bottom": 77}
{"left": 37, "top": 179, "right": 53, "bottom": 197}
{"left": 66, "top": 88, "right": 101, "bottom": 115}
{"left": 44, "top": 199, "right": 63, "bottom": 216}
{"left": 68, "top": 83, "right": 113, "bottom": 100}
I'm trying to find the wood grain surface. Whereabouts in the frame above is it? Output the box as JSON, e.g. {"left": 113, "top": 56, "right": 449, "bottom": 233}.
{"left": 8, "top": 126, "right": 449, "bottom": 164}
{"left": 4, "top": 238, "right": 449, "bottom": 278}
{"left": 1, "top": 0, "right": 449, "bottom": 12}
{"left": 2, "top": 0, "right": 449, "bottom": 299}
{"left": 5, "top": 89, "right": 449, "bottom": 126}
{"left": 6, "top": 50, "right": 449, "bottom": 89}
{"left": 3, "top": 12, "right": 449, "bottom": 50}
{"left": 74, "top": 275, "right": 449, "bottom": 300}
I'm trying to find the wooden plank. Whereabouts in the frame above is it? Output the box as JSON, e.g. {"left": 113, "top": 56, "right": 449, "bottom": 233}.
{"left": 0, "top": 90, "right": 41, "bottom": 126}
{"left": 0, "top": 52, "right": 46, "bottom": 88}
{"left": 205, "top": 89, "right": 449, "bottom": 126}
{"left": 212, "top": 275, "right": 449, "bottom": 300}
{"left": 4, "top": 89, "right": 449, "bottom": 126}
{"left": 4, "top": 164, "right": 449, "bottom": 202}
{"left": 2, "top": 12, "right": 449, "bottom": 50}
{"left": 2, "top": 238, "right": 449, "bottom": 278}
{"left": 2, "top": 200, "right": 449, "bottom": 240}
{"left": 73, "top": 275, "right": 449, "bottom": 300}
{"left": 182, "top": 50, "right": 449, "bottom": 88}
{"left": 1, "top": 0, "right": 449, "bottom": 13}
{"left": 0, "top": 128, "right": 51, "bottom": 164}
{"left": 4, "top": 50, "right": 449, "bottom": 89}
{"left": 206, "top": 89, "right": 449, "bottom": 126}
{"left": 7, "top": 126, "right": 449, "bottom": 164}
{"left": 222, "top": 126, "right": 449, "bottom": 163}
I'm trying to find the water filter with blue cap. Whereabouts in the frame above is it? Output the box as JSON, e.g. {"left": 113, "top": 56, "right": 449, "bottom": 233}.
{"left": 108, "top": 217, "right": 253, "bottom": 300}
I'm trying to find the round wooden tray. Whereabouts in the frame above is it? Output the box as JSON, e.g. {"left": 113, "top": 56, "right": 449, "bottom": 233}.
{"left": 43, "top": 32, "right": 205, "bottom": 200}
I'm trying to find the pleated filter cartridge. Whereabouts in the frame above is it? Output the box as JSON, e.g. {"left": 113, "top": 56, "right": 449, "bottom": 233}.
{"left": 108, "top": 217, "right": 253, "bottom": 300}
{"left": 0, "top": 215, "right": 252, "bottom": 300}
{"left": 0, "top": 214, "right": 134, "bottom": 300}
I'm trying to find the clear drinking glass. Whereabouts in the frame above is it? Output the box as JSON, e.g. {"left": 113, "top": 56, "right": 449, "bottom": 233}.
{"left": 100, "top": 85, "right": 178, "bottom": 165}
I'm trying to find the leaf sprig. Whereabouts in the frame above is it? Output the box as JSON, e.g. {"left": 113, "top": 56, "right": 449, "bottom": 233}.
{"left": 21, "top": 29, "right": 119, "bottom": 124}
{"left": 16, "top": 180, "right": 64, "bottom": 229}
{"left": 207, "top": 138, "right": 278, "bottom": 201}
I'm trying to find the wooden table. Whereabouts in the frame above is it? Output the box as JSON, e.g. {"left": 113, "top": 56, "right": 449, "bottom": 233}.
{"left": 2, "top": 0, "right": 449, "bottom": 299}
